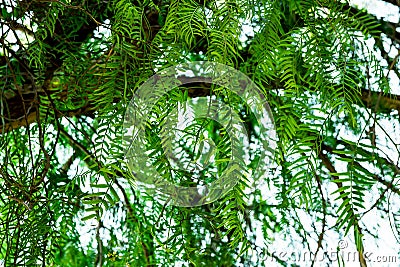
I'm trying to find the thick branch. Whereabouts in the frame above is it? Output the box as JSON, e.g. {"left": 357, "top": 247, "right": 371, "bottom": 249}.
{"left": 360, "top": 89, "right": 400, "bottom": 112}
{"left": 0, "top": 0, "right": 107, "bottom": 133}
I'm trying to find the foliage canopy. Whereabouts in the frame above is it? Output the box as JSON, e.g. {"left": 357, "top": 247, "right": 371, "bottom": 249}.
{"left": 1, "top": 0, "right": 400, "bottom": 266}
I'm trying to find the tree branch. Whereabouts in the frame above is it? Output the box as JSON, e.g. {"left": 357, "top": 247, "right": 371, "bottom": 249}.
{"left": 380, "top": 0, "right": 400, "bottom": 7}
{"left": 360, "top": 89, "right": 400, "bottom": 113}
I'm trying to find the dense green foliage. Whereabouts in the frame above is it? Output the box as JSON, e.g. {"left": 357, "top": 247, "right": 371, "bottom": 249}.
{"left": 1, "top": 0, "right": 400, "bottom": 266}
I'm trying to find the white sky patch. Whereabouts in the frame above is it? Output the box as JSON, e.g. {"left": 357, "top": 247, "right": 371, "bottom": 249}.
{"left": 349, "top": 0, "right": 400, "bottom": 23}
{"left": 239, "top": 23, "right": 255, "bottom": 43}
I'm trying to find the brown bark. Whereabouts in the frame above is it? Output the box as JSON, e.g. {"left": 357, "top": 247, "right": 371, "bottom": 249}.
{"left": 1, "top": 0, "right": 400, "bottom": 134}
{"left": 360, "top": 88, "right": 400, "bottom": 113}
{"left": 3, "top": 82, "right": 400, "bottom": 134}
